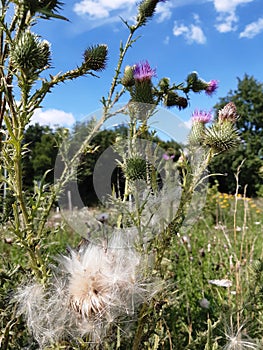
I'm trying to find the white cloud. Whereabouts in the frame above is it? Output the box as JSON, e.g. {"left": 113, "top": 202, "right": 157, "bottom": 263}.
{"left": 163, "top": 35, "right": 170, "bottom": 45}
{"left": 173, "top": 22, "right": 207, "bottom": 44}
{"left": 31, "top": 109, "right": 76, "bottom": 128}
{"left": 239, "top": 17, "right": 263, "bottom": 38}
{"left": 73, "top": 0, "right": 136, "bottom": 18}
{"left": 213, "top": 0, "right": 254, "bottom": 13}
{"left": 193, "top": 13, "right": 201, "bottom": 24}
{"left": 212, "top": 0, "right": 255, "bottom": 33}
{"left": 156, "top": 2, "right": 172, "bottom": 23}
{"left": 73, "top": 0, "right": 174, "bottom": 26}
{"left": 215, "top": 12, "right": 238, "bottom": 33}
{"left": 191, "top": 25, "right": 207, "bottom": 44}
{"left": 173, "top": 23, "right": 189, "bottom": 36}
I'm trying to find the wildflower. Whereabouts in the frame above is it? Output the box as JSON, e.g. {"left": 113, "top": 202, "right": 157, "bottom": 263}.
{"left": 205, "top": 79, "right": 218, "bottom": 96}
{"left": 133, "top": 60, "right": 156, "bottom": 82}
{"left": 218, "top": 102, "right": 238, "bottom": 123}
{"left": 204, "top": 103, "right": 240, "bottom": 152}
{"left": 163, "top": 153, "right": 175, "bottom": 161}
{"left": 188, "top": 109, "right": 212, "bottom": 146}
{"left": 191, "top": 109, "right": 213, "bottom": 124}
{"left": 15, "top": 231, "right": 156, "bottom": 348}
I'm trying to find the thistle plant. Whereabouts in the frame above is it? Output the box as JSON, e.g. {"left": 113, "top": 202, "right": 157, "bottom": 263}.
{"left": 0, "top": 0, "right": 250, "bottom": 349}
{"left": 0, "top": 0, "right": 109, "bottom": 281}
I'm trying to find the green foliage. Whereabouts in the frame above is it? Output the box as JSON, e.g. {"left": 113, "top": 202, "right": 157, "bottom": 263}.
{"left": 22, "top": 124, "right": 58, "bottom": 187}
{"left": 210, "top": 75, "right": 263, "bottom": 197}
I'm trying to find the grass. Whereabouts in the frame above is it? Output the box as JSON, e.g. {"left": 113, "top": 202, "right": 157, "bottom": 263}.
{"left": 1, "top": 186, "right": 263, "bottom": 349}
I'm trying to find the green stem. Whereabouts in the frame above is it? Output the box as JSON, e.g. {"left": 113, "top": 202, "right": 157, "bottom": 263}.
{"left": 132, "top": 303, "right": 148, "bottom": 350}
{"left": 104, "top": 23, "right": 140, "bottom": 116}
{"left": 14, "top": 146, "right": 29, "bottom": 226}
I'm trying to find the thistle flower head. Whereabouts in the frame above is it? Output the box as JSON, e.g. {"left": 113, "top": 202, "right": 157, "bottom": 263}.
{"left": 83, "top": 44, "right": 108, "bottom": 71}
{"left": 204, "top": 122, "right": 240, "bottom": 153}
{"left": 164, "top": 91, "right": 188, "bottom": 109}
{"left": 125, "top": 157, "right": 148, "bottom": 181}
{"left": 61, "top": 232, "right": 149, "bottom": 319}
{"left": 192, "top": 109, "right": 213, "bottom": 124}
{"left": 163, "top": 153, "right": 175, "bottom": 160}
{"left": 133, "top": 60, "right": 156, "bottom": 82}
{"left": 15, "top": 231, "right": 156, "bottom": 347}
{"left": 205, "top": 79, "right": 219, "bottom": 96}
{"left": 121, "top": 65, "right": 135, "bottom": 87}
{"left": 137, "top": 0, "right": 167, "bottom": 26}
{"left": 11, "top": 32, "right": 51, "bottom": 77}
{"left": 218, "top": 102, "right": 238, "bottom": 123}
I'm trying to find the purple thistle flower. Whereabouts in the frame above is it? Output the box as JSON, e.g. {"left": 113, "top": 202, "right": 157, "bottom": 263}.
{"left": 163, "top": 153, "right": 175, "bottom": 161}
{"left": 192, "top": 109, "right": 213, "bottom": 124}
{"left": 133, "top": 60, "right": 156, "bottom": 82}
{"left": 205, "top": 80, "right": 218, "bottom": 96}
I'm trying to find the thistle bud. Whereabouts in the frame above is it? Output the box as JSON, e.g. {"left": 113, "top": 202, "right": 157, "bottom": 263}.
{"left": 218, "top": 102, "right": 238, "bottom": 123}
{"left": 158, "top": 77, "right": 170, "bottom": 92}
{"left": 137, "top": 0, "right": 158, "bottom": 26}
{"left": 164, "top": 91, "right": 188, "bottom": 109}
{"left": 121, "top": 65, "right": 135, "bottom": 87}
{"left": 83, "top": 44, "right": 108, "bottom": 71}
{"left": 186, "top": 72, "right": 207, "bottom": 93}
{"left": 188, "top": 123, "right": 205, "bottom": 146}
{"left": 131, "top": 81, "right": 155, "bottom": 105}
{"left": 125, "top": 157, "right": 148, "bottom": 181}
{"left": 192, "top": 79, "right": 209, "bottom": 93}
{"left": 186, "top": 71, "right": 198, "bottom": 85}
{"left": 10, "top": 32, "right": 51, "bottom": 76}
{"left": 204, "top": 123, "right": 240, "bottom": 153}
{"left": 176, "top": 96, "right": 188, "bottom": 109}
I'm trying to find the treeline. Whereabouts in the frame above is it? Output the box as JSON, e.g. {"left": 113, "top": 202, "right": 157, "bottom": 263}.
{"left": 8, "top": 122, "right": 181, "bottom": 209}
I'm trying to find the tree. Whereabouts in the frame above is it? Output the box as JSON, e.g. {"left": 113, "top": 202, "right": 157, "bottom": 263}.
{"left": 209, "top": 75, "right": 263, "bottom": 197}
{"left": 22, "top": 124, "right": 58, "bottom": 188}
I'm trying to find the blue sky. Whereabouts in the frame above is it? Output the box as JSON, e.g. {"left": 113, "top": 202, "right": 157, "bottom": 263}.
{"left": 31, "top": 0, "right": 263, "bottom": 131}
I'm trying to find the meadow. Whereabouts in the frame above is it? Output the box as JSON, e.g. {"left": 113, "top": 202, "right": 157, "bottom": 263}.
{"left": 1, "top": 182, "right": 263, "bottom": 349}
